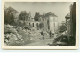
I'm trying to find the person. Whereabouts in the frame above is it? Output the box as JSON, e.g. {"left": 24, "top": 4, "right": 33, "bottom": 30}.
{"left": 49, "top": 31, "right": 52, "bottom": 38}
{"left": 41, "top": 31, "right": 44, "bottom": 40}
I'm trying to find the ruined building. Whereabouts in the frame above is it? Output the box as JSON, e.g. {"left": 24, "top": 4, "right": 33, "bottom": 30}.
{"left": 65, "top": 2, "right": 76, "bottom": 46}
{"left": 18, "top": 11, "right": 58, "bottom": 34}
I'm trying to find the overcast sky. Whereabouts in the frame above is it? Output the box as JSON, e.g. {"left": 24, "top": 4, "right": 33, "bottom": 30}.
{"left": 5, "top": 2, "right": 73, "bottom": 22}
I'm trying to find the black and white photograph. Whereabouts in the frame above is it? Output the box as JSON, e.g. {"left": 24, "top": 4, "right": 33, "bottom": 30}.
{"left": 3, "top": 1, "right": 78, "bottom": 49}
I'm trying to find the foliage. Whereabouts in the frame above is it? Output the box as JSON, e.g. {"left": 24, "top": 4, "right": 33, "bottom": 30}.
{"left": 59, "top": 23, "right": 67, "bottom": 33}
{"left": 4, "top": 6, "right": 17, "bottom": 25}
{"left": 39, "top": 23, "right": 44, "bottom": 29}
{"left": 19, "top": 11, "right": 28, "bottom": 20}
{"left": 34, "top": 12, "right": 40, "bottom": 21}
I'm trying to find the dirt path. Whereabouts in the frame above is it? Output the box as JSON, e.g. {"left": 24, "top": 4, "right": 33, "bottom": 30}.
{"left": 26, "top": 39, "right": 54, "bottom": 46}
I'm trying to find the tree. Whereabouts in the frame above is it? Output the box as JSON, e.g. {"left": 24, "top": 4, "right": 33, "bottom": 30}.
{"left": 34, "top": 12, "right": 40, "bottom": 21}
{"left": 19, "top": 11, "right": 28, "bottom": 21}
{"left": 59, "top": 23, "right": 67, "bottom": 33}
{"left": 19, "top": 11, "right": 29, "bottom": 27}
{"left": 39, "top": 23, "right": 44, "bottom": 29}
{"left": 4, "top": 6, "right": 18, "bottom": 25}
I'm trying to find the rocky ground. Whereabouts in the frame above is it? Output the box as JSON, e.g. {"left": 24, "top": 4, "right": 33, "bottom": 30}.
{"left": 4, "top": 24, "right": 55, "bottom": 46}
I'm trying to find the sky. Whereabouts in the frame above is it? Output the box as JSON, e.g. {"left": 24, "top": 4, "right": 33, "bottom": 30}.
{"left": 5, "top": 2, "right": 73, "bottom": 22}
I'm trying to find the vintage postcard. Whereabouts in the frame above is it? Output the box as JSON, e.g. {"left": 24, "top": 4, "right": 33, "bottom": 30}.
{"left": 2, "top": 0, "right": 79, "bottom": 49}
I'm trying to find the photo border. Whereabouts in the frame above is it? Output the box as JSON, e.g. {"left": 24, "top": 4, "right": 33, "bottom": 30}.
{"left": 2, "top": 0, "right": 79, "bottom": 50}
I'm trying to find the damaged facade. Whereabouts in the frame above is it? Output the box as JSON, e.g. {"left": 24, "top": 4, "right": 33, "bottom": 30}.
{"left": 18, "top": 12, "right": 58, "bottom": 34}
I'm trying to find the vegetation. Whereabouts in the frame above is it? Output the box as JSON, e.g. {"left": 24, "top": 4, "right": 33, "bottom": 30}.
{"left": 4, "top": 7, "right": 17, "bottom": 25}
{"left": 59, "top": 22, "right": 67, "bottom": 33}
{"left": 34, "top": 12, "right": 40, "bottom": 21}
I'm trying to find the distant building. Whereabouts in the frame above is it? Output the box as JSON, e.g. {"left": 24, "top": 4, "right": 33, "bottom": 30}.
{"left": 43, "top": 12, "right": 58, "bottom": 34}
{"left": 18, "top": 11, "right": 58, "bottom": 33}
{"left": 65, "top": 2, "right": 76, "bottom": 46}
